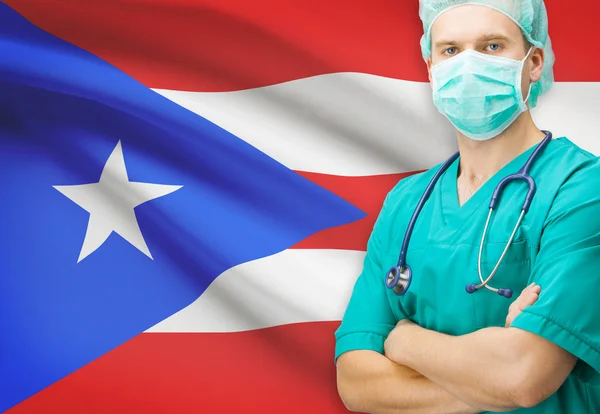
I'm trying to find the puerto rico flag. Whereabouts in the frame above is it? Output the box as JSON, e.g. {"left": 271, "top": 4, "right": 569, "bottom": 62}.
{"left": 1, "top": 1, "right": 598, "bottom": 413}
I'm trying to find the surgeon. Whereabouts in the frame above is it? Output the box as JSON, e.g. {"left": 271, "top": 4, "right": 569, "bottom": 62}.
{"left": 334, "top": 1, "right": 600, "bottom": 413}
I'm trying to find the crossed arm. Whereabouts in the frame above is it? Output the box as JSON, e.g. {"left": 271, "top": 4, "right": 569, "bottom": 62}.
{"left": 336, "top": 284, "right": 578, "bottom": 414}
{"left": 336, "top": 350, "right": 480, "bottom": 414}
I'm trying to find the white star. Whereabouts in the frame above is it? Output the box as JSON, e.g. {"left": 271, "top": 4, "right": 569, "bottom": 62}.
{"left": 54, "top": 141, "right": 182, "bottom": 262}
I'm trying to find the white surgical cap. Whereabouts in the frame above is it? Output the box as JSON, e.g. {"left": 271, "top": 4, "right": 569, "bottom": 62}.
{"left": 419, "top": 0, "right": 555, "bottom": 108}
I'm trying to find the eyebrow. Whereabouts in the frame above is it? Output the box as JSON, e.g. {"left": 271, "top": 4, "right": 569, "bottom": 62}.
{"left": 433, "top": 34, "right": 511, "bottom": 49}
{"left": 478, "top": 33, "right": 511, "bottom": 42}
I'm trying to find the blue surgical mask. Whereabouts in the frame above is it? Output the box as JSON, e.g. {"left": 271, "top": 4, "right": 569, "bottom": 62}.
{"left": 431, "top": 48, "right": 533, "bottom": 141}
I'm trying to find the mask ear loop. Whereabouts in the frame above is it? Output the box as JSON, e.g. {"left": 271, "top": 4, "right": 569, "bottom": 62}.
{"left": 520, "top": 47, "right": 534, "bottom": 107}
{"left": 523, "top": 83, "right": 532, "bottom": 105}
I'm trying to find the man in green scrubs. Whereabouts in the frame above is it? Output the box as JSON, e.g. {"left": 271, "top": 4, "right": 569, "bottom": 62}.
{"left": 334, "top": 1, "right": 600, "bottom": 413}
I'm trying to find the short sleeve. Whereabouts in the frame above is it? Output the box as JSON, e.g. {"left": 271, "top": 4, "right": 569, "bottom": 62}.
{"left": 334, "top": 191, "right": 406, "bottom": 363}
{"left": 511, "top": 160, "right": 600, "bottom": 374}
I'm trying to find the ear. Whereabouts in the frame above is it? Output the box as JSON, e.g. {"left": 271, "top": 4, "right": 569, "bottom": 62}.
{"left": 529, "top": 47, "right": 545, "bottom": 83}
{"left": 426, "top": 56, "right": 432, "bottom": 83}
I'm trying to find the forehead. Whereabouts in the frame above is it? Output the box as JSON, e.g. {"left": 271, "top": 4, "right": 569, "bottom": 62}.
{"left": 430, "top": 5, "right": 523, "bottom": 43}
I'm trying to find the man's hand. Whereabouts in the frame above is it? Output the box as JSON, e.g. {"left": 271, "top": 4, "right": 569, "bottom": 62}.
{"left": 505, "top": 283, "right": 541, "bottom": 327}
{"left": 384, "top": 319, "right": 420, "bottom": 364}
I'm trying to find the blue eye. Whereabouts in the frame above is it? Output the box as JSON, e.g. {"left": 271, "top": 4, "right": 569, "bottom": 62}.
{"left": 487, "top": 43, "right": 501, "bottom": 51}
{"left": 444, "top": 47, "right": 458, "bottom": 55}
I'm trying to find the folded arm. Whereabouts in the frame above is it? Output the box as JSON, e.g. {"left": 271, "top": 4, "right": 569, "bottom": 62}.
{"left": 384, "top": 160, "right": 600, "bottom": 412}
{"left": 385, "top": 321, "right": 577, "bottom": 412}
{"left": 335, "top": 284, "right": 541, "bottom": 414}
{"left": 336, "top": 350, "right": 480, "bottom": 414}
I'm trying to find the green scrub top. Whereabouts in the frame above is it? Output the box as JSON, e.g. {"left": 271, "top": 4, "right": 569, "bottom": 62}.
{"left": 334, "top": 137, "right": 600, "bottom": 413}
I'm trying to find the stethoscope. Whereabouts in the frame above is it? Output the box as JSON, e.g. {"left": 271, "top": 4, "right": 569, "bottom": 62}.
{"left": 385, "top": 130, "right": 552, "bottom": 299}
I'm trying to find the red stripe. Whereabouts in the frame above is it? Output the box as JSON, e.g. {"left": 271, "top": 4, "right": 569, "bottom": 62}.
{"left": 292, "top": 171, "right": 417, "bottom": 251}
{"left": 7, "top": 323, "right": 348, "bottom": 414}
{"left": 5, "top": 0, "right": 599, "bottom": 92}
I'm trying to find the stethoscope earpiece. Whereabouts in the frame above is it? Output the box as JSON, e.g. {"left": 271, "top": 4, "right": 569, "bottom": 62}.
{"left": 497, "top": 288, "right": 513, "bottom": 299}
{"left": 466, "top": 284, "right": 513, "bottom": 298}
{"left": 465, "top": 284, "right": 478, "bottom": 294}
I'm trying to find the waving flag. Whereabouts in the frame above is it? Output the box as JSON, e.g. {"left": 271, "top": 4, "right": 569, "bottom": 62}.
{"left": 2, "top": 1, "right": 599, "bottom": 413}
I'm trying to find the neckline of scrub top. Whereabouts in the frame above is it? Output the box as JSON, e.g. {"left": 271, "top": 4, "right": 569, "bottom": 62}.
{"left": 439, "top": 138, "right": 553, "bottom": 222}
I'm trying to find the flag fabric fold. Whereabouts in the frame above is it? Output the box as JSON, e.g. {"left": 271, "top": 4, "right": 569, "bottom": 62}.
{"left": 0, "top": 3, "right": 363, "bottom": 411}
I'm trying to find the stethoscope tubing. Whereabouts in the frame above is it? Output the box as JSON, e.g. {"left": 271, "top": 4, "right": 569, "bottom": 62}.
{"left": 386, "top": 130, "right": 553, "bottom": 297}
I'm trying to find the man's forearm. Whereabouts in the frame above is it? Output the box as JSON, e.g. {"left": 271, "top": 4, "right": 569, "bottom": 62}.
{"left": 387, "top": 326, "right": 533, "bottom": 412}
{"left": 336, "top": 350, "right": 480, "bottom": 414}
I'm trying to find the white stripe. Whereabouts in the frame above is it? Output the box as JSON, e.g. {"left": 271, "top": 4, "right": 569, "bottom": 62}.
{"left": 155, "top": 73, "right": 456, "bottom": 176}
{"left": 147, "top": 249, "right": 365, "bottom": 333}
{"left": 531, "top": 83, "right": 600, "bottom": 155}
{"left": 154, "top": 74, "right": 600, "bottom": 176}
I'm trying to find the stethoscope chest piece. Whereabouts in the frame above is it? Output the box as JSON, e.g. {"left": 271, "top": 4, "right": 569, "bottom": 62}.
{"left": 385, "top": 265, "right": 412, "bottom": 295}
